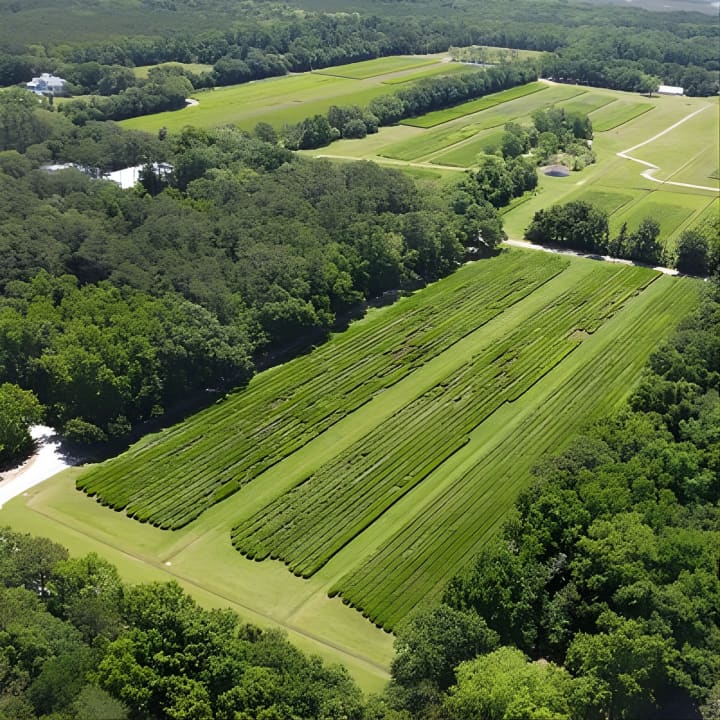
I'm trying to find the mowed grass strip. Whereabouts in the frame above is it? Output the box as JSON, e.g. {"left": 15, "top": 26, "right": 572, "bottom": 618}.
{"left": 382, "top": 63, "right": 480, "bottom": 85}
{"left": 313, "top": 55, "right": 439, "bottom": 79}
{"left": 592, "top": 100, "right": 654, "bottom": 131}
{"left": 334, "top": 270, "right": 700, "bottom": 630}
{"left": 399, "top": 81, "right": 547, "bottom": 128}
{"left": 77, "top": 251, "right": 564, "bottom": 529}
{"left": 558, "top": 92, "right": 617, "bottom": 115}
{"left": 232, "top": 262, "right": 656, "bottom": 579}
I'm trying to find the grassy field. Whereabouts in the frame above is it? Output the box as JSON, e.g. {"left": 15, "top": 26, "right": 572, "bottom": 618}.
{"left": 120, "top": 55, "right": 459, "bottom": 133}
{"left": 132, "top": 62, "right": 213, "bottom": 78}
{"left": 381, "top": 62, "right": 478, "bottom": 85}
{"left": 2, "top": 249, "right": 701, "bottom": 687}
{"left": 380, "top": 85, "right": 583, "bottom": 161}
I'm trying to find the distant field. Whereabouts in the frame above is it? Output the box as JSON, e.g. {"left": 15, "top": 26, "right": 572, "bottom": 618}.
{"left": 132, "top": 62, "right": 213, "bottom": 78}
{"left": 431, "top": 128, "right": 504, "bottom": 166}
{"left": 382, "top": 62, "right": 478, "bottom": 84}
{"left": 120, "top": 55, "right": 460, "bottom": 133}
{"left": 558, "top": 92, "right": 617, "bottom": 115}
{"left": 591, "top": 100, "right": 654, "bottom": 131}
{"left": 381, "top": 84, "right": 584, "bottom": 161}
{"left": 400, "top": 81, "right": 547, "bottom": 128}
{"left": 314, "top": 55, "right": 439, "bottom": 79}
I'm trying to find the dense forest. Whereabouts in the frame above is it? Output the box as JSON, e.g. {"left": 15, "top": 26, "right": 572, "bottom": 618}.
{"left": 0, "top": 88, "right": 521, "bottom": 451}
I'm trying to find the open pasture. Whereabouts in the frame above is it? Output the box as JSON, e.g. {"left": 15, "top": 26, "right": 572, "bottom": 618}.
{"left": 120, "top": 56, "right": 460, "bottom": 134}
{"left": 432, "top": 128, "right": 504, "bottom": 166}
{"left": 381, "top": 62, "right": 478, "bottom": 84}
{"left": 557, "top": 92, "right": 617, "bottom": 115}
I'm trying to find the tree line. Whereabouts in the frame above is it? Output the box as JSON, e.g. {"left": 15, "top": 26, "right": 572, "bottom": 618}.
{"left": 0, "top": 529, "right": 364, "bottom": 719}
{"left": 525, "top": 200, "right": 720, "bottom": 274}
{"left": 0, "top": 0, "right": 717, "bottom": 112}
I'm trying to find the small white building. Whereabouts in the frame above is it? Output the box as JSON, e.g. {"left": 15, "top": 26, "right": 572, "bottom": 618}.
{"left": 657, "top": 85, "right": 684, "bottom": 96}
{"left": 26, "top": 73, "right": 66, "bottom": 96}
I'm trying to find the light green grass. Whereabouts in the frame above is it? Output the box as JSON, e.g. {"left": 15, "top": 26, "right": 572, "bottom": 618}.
{"left": 382, "top": 62, "right": 479, "bottom": 85}
{"left": 430, "top": 128, "right": 504, "bottom": 166}
{"left": 399, "top": 81, "right": 547, "bottom": 128}
{"left": 120, "top": 72, "right": 394, "bottom": 133}
{"left": 592, "top": 100, "right": 654, "bottom": 131}
{"left": 313, "top": 55, "right": 439, "bottom": 79}
{"left": 132, "top": 62, "right": 213, "bottom": 78}
{"left": 559, "top": 92, "right": 617, "bottom": 116}
{"left": 633, "top": 102, "right": 720, "bottom": 188}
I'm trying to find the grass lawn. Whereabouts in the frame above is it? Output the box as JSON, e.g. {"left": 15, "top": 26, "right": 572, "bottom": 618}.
{"left": 591, "top": 100, "right": 654, "bottom": 131}
{"left": 381, "top": 62, "right": 478, "bottom": 85}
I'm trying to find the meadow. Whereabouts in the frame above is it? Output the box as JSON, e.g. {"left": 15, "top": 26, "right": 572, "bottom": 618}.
{"left": 2, "top": 249, "right": 701, "bottom": 688}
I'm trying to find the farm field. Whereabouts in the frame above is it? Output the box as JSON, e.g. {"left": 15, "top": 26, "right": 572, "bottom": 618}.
{"left": 119, "top": 54, "right": 464, "bottom": 133}
{"left": 2, "top": 249, "right": 701, "bottom": 689}
{"left": 296, "top": 74, "right": 716, "bottom": 253}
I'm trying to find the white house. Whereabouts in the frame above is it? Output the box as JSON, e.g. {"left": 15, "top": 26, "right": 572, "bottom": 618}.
{"left": 657, "top": 85, "right": 684, "bottom": 96}
{"left": 26, "top": 73, "right": 67, "bottom": 96}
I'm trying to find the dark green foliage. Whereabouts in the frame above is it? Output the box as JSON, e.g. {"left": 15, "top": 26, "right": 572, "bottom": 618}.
{"left": 525, "top": 201, "right": 609, "bottom": 253}
{"left": 443, "top": 283, "right": 720, "bottom": 719}
{"left": 0, "top": 111, "right": 471, "bottom": 441}
{"left": 0, "top": 383, "right": 42, "bottom": 463}
{"left": 0, "top": 532, "right": 364, "bottom": 719}
{"left": 387, "top": 605, "right": 499, "bottom": 714}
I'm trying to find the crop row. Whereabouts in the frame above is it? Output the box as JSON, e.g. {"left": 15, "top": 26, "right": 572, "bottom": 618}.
{"left": 334, "top": 274, "right": 699, "bottom": 630}
{"left": 77, "top": 250, "right": 567, "bottom": 528}
{"left": 231, "top": 263, "right": 657, "bottom": 577}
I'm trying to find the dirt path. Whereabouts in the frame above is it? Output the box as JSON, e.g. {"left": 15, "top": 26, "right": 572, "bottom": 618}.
{"left": 0, "top": 426, "right": 79, "bottom": 509}
{"left": 504, "top": 238, "right": 680, "bottom": 275}
{"left": 616, "top": 104, "right": 719, "bottom": 192}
